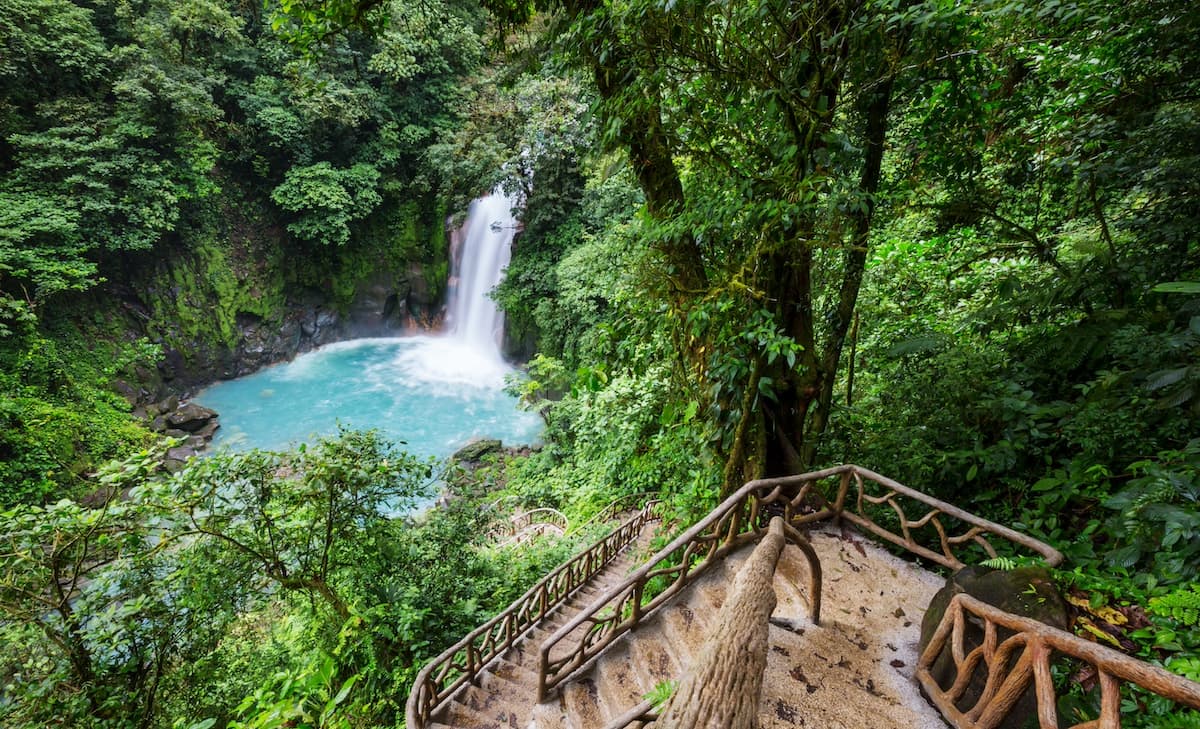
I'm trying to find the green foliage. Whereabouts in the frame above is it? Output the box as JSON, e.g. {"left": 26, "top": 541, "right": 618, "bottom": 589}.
{"left": 0, "top": 445, "right": 243, "bottom": 729}
{"left": 152, "top": 429, "right": 435, "bottom": 619}
{"left": 644, "top": 679, "right": 677, "bottom": 710}
{"left": 223, "top": 655, "right": 358, "bottom": 729}
{"left": 271, "top": 162, "right": 383, "bottom": 246}
{"left": 0, "top": 329, "right": 156, "bottom": 505}
{"left": 1150, "top": 585, "right": 1200, "bottom": 627}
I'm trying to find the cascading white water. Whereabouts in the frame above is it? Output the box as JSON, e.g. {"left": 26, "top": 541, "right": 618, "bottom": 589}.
{"left": 193, "top": 187, "right": 541, "bottom": 457}
{"left": 446, "top": 191, "right": 517, "bottom": 355}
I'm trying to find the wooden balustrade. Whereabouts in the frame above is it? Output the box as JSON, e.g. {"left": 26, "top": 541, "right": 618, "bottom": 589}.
{"left": 917, "top": 593, "right": 1200, "bottom": 728}
{"left": 538, "top": 465, "right": 1063, "bottom": 705}
{"left": 537, "top": 469, "right": 834, "bottom": 701}
{"left": 489, "top": 507, "right": 570, "bottom": 544}
{"left": 567, "top": 492, "right": 658, "bottom": 536}
{"left": 404, "top": 500, "right": 660, "bottom": 729}
{"left": 799, "top": 466, "right": 1064, "bottom": 570}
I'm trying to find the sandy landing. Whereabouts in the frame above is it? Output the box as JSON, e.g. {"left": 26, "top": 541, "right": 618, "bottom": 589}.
{"left": 759, "top": 523, "right": 951, "bottom": 728}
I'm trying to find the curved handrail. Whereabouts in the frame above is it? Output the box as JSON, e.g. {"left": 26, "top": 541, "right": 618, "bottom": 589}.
{"left": 566, "top": 492, "right": 658, "bottom": 536}
{"left": 489, "top": 508, "right": 569, "bottom": 543}
{"left": 405, "top": 501, "right": 661, "bottom": 729}
{"left": 917, "top": 593, "right": 1200, "bottom": 728}
{"left": 537, "top": 464, "right": 1062, "bottom": 700}
{"left": 813, "top": 465, "right": 1063, "bottom": 570}
{"left": 536, "top": 467, "right": 837, "bottom": 700}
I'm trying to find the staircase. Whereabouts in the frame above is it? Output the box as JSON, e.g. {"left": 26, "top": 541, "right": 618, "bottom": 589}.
{"left": 530, "top": 525, "right": 950, "bottom": 729}
{"left": 419, "top": 520, "right": 948, "bottom": 729}
{"left": 424, "top": 526, "right": 657, "bottom": 729}
{"left": 411, "top": 466, "right": 1200, "bottom": 729}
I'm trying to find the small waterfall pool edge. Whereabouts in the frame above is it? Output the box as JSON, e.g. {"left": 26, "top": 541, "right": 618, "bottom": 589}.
{"left": 193, "top": 336, "right": 542, "bottom": 458}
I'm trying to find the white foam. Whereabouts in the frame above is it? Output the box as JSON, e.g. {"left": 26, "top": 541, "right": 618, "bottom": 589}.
{"left": 387, "top": 335, "right": 514, "bottom": 391}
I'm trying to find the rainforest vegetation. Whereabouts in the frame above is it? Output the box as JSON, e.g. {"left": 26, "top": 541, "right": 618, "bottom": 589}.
{"left": 1, "top": 0, "right": 1198, "bottom": 727}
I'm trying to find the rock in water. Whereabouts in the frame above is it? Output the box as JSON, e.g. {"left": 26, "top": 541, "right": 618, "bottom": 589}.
{"left": 919, "top": 565, "right": 1068, "bottom": 729}
{"left": 165, "top": 402, "right": 218, "bottom": 432}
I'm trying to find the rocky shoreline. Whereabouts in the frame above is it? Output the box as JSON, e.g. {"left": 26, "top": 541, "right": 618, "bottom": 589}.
{"left": 112, "top": 268, "right": 445, "bottom": 466}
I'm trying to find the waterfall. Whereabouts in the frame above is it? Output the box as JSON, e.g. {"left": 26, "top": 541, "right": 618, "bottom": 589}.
{"left": 357, "top": 189, "right": 518, "bottom": 391}
{"left": 446, "top": 190, "right": 517, "bottom": 356}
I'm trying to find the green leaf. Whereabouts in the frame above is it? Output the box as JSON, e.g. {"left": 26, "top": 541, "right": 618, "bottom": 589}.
{"left": 1152, "top": 281, "right": 1200, "bottom": 294}
{"left": 1147, "top": 367, "right": 1189, "bottom": 391}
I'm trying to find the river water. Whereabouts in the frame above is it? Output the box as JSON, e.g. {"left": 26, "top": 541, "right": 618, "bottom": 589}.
{"left": 194, "top": 192, "right": 542, "bottom": 458}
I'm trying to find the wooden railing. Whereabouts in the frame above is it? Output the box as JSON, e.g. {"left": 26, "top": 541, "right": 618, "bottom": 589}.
{"left": 566, "top": 492, "right": 657, "bottom": 536}
{"left": 538, "top": 464, "right": 1063, "bottom": 701}
{"left": 489, "top": 507, "right": 569, "bottom": 544}
{"left": 404, "top": 501, "right": 660, "bottom": 729}
{"left": 917, "top": 593, "right": 1200, "bottom": 728}
{"left": 537, "top": 471, "right": 829, "bottom": 701}
{"left": 793, "top": 465, "right": 1064, "bottom": 570}
{"left": 603, "top": 700, "right": 657, "bottom": 729}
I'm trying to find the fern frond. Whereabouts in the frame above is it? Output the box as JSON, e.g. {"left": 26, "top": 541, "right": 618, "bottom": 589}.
{"left": 1149, "top": 584, "right": 1200, "bottom": 626}
{"left": 980, "top": 556, "right": 1018, "bottom": 570}
{"left": 1147, "top": 367, "right": 1190, "bottom": 392}
{"left": 1140, "top": 709, "right": 1200, "bottom": 729}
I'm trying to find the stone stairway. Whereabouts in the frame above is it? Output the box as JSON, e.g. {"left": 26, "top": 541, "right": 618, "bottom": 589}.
{"left": 528, "top": 526, "right": 950, "bottom": 729}
{"left": 427, "top": 522, "right": 949, "bottom": 729}
{"left": 424, "top": 525, "right": 658, "bottom": 729}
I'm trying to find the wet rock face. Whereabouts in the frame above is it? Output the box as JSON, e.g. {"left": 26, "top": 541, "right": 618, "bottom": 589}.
{"left": 919, "top": 566, "right": 1069, "bottom": 729}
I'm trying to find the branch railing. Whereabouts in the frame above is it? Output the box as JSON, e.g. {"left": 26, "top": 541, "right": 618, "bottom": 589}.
{"left": 566, "top": 492, "right": 657, "bottom": 536}
{"left": 917, "top": 593, "right": 1200, "bottom": 729}
{"left": 405, "top": 501, "right": 660, "bottom": 729}
{"left": 489, "top": 507, "right": 569, "bottom": 544}
{"left": 538, "top": 464, "right": 1064, "bottom": 702}
{"left": 537, "top": 469, "right": 832, "bottom": 701}
{"left": 792, "top": 465, "right": 1064, "bottom": 569}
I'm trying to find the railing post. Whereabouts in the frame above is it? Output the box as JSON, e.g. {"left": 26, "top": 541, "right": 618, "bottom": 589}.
{"left": 537, "top": 648, "right": 549, "bottom": 702}
{"left": 630, "top": 580, "right": 644, "bottom": 626}
{"left": 834, "top": 470, "right": 850, "bottom": 523}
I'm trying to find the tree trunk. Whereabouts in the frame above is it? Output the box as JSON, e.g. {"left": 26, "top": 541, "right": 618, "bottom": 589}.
{"left": 657, "top": 518, "right": 788, "bottom": 729}
{"left": 799, "top": 75, "right": 896, "bottom": 469}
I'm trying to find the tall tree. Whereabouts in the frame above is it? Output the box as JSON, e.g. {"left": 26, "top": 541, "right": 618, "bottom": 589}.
{"left": 554, "top": 0, "right": 926, "bottom": 488}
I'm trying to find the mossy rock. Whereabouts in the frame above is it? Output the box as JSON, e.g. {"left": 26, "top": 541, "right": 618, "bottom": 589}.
{"left": 451, "top": 438, "right": 504, "bottom": 465}
{"left": 919, "top": 566, "right": 1068, "bottom": 729}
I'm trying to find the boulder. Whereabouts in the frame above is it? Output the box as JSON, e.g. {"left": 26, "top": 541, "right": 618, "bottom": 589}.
{"left": 919, "top": 566, "right": 1068, "bottom": 729}
{"left": 452, "top": 438, "right": 503, "bottom": 464}
{"left": 165, "top": 402, "right": 218, "bottom": 432}
{"left": 156, "top": 395, "right": 180, "bottom": 414}
{"left": 193, "top": 420, "right": 220, "bottom": 440}
{"left": 163, "top": 446, "right": 198, "bottom": 473}
{"left": 111, "top": 378, "right": 139, "bottom": 406}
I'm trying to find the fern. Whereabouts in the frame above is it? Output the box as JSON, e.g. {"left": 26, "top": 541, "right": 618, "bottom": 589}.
{"left": 644, "top": 679, "right": 677, "bottom": 709}
{"left": 1140, "top": 709, "right": 1200, "bottom": 729}
{"left": 980, "top": 556, "right": 1018, "bottom": 570}
{"left": 979, "top": 555, "right": 1044, "bottom": 570}
{"left": 1149, "top": 584, "right": 1200, "bottom": 626}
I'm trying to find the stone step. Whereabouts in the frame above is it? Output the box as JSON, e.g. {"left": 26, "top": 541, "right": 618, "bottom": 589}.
{"left": 486, "top": 658, "right": 537, "bottom": 686}
{"left": 477, "top": 668, "right": 526, "bottom": 698}
{"left": 443, "top": 697, "right": 517, "bottom": 729}
{"left": 627, "top": 628, "right": 681, "bottom": 691}
{"left": 428, "top": 525, "right": 662, "bottom": 728}
{"left": 560, "top": 675, "right": 607, "bottom": 729}
{"left": 589, "top": 642, "right": 647, "bottom": 719}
